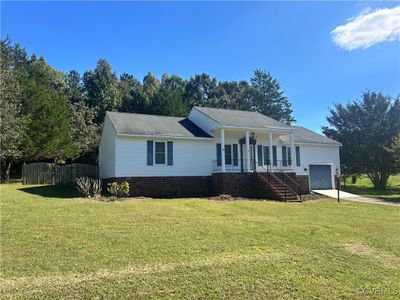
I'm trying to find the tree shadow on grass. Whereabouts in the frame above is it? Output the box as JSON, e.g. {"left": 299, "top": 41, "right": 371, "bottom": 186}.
{"left": 19, "top": 185, "right": 80, "bottom": 199}
{"left": 342, "top": 186, "right": 400, "bottom": 203}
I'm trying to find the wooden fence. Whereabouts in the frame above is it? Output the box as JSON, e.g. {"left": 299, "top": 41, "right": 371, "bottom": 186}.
{"left": 22, "top": 163, "right": 98, "bottom": 185}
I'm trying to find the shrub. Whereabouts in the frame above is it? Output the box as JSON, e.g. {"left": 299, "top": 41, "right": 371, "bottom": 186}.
{"left": 76, "top": 177, "right": 102, "bottom": 198}
{"left": 107, "top": 181, "right": 129, "bottom": 198}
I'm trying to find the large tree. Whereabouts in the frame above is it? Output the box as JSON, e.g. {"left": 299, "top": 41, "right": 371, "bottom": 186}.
{"left": 387, "top": 135, "right": 400, "bottom": 173}
{"left": 149, "top": 88, "right": 188, "bottom": 117}
{"left": 0, "top": 39, "right": 26, "bottom": 180}
{"left": 21, "top": 57, "right": 79, "bottom": 162}
{"left": 69, "top": 101, "right": 100, "bottom": 163}
{"left": 67, "top": 70, "right": 86, "bottom": 104}
{"left": 250, "top": 69, "right": 294, "bottom": 124}
{"left": 161, "top": 73, "right": 186, "bottom": 96}
{"left": 323, "top": 91, "right": 400, "bottom": 189}
{"left": 83, "top": 59, "right": 121, "bottom": 122}
{"left": 184, "top": 73, "right": 218, "bottom": 107}
{"left": 119, "top": 73, "right": 141, "bottom": 113}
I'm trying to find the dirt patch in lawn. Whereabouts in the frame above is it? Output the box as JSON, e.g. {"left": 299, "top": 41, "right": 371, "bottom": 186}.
{"left": 344, "top": 242, "right": 400, "bottom": 266}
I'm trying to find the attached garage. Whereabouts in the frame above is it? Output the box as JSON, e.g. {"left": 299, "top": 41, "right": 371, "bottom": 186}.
{"left": 309, "top": 164, "right": 333, "bottom": 189}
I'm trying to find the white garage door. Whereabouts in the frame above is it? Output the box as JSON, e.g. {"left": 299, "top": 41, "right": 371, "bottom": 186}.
{"left": 309, "top": 165, "right": 332, "bottom": 189}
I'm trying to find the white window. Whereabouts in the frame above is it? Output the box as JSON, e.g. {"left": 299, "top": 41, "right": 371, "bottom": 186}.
{"left": 155, "top": 142, "right": 166, "bottom": 164}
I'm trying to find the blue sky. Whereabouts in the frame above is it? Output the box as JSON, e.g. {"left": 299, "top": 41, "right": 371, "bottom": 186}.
{"left": 2, "top": 1, "right": 399, "bottom": 132}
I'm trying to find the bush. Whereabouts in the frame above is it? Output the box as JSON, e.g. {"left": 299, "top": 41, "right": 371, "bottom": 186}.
{"left": 76, "top": 177, "right": 102, "bottom": 198}
{"left": 107, "top": 181, "right": 129, "bottom": 198}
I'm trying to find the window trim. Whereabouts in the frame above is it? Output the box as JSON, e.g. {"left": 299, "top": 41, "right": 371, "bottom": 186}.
{"left": 154, "top": 141, "right": 167, "bottom": 165}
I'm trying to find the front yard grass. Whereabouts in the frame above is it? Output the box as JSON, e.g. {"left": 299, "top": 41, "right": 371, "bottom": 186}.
{"left": 342, "top": 174, "right": 400, "bottom": 203}
{"left": 1, "top": 183, "right": 399, "bottom": 299}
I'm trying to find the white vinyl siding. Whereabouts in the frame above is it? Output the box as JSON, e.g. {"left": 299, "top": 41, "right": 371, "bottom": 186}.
{"left": 116, "top": 136, "right": 214, "bottom": 177}
{"left": 188, "top": 108, "right": 219, "bottom": 136}
{"left": 290, "top": 144, "right": 340, "bottom": 176}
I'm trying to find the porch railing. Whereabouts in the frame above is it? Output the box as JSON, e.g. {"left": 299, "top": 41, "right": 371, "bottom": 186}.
{"left": 212, "top": 159, "right": 255, "bottom": 173}
{"left": 212, "top": 159, "right": 293, "bottom": 173}
{"left": 260, "top": 160, "right": 293, "bottom": 172}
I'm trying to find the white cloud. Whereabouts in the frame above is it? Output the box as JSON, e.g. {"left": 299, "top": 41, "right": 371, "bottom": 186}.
{"left": 331, "top": 6, "right": 400, "bottom": 50}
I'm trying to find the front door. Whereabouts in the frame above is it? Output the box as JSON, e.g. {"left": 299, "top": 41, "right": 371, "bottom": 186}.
{"left": 241, "top": 144, "right": 255, "bottom": 171}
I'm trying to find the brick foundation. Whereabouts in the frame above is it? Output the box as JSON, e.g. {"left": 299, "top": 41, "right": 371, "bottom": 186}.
{"left": 103, "top": 176, "right": 212, "bottom": 198}
{"left": 295, "top": 175, "right": 310, "bottom": 193}
{"left": 212, "top": 173, "right": 257, "bottom": 198}
{"left": 104, "top": 173, "right": 311, "bottom": 199}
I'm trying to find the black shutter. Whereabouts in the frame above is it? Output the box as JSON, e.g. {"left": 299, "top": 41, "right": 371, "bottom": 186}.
{"left": 147, "top": 141, "right": 153, "bottom": 166}
{"left": 216, "top": 143, "right": 221, "bottom": 166}
{"left": 257, "top": 145, "right": 263, "bottom": 166}
{"left": 282, "top": 146, "right": 287, "bottom": 166}
{"left": 167, "top": 141, "right": 173, "bottom": 166}
{"left": 233, "top": 144, "right": 238, "bottom": 166}
{"left": 272, "top": 146, "right": 277, "bottom": 166}
{"left": 296, "top": 146, "right": 301, "bottom": 167}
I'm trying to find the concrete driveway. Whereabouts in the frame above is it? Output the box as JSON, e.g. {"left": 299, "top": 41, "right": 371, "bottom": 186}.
{"left": 312, "top": 189, "right": 400, "bottom": 207}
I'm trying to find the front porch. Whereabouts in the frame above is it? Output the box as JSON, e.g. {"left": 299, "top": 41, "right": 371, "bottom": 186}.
{"left": 213, "top": 127, "right": 297, "bottom": 174}
{"left": 211, "top": 127, "right": 308, "bottom": 201}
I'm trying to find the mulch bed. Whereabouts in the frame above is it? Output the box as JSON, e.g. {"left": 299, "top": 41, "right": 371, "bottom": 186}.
{"left": 209, "top": 192, "right": 324, "bottom": 202}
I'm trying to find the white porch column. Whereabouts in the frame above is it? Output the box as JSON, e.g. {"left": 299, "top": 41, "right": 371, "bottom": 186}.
{"left": 246, "top": 131, "right": 250, "bottom": 171}
{"left": 290, "top": 132, "right": 295, "bottom": 167}
{"left": 221, "top": 129, "right": 225, "bottom": 172}
{"left": 269, "top": 132, "right": 273, "bottom": 166}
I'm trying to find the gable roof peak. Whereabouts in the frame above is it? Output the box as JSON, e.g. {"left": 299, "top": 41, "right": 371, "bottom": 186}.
{"left": 193, "top": 106, "right": 291, "bottom": 129}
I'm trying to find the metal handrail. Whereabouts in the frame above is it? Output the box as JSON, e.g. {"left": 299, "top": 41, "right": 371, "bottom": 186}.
{"left": 280, "top": 172, "right": 304, "bottom": 200}
{"left": 256, "top": 173, "right": 283, "bottom": 199}
{"left": 267, "top": 171, "right": 299, "bottom": 201}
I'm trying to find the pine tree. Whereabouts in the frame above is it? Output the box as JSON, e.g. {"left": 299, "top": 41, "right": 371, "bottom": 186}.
{"left": 251, "top": 69, "right": 294, "bottom": 124}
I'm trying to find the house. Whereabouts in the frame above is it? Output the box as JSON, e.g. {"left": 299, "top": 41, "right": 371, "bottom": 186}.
{"left": 99, "top": 107, "right": 341, "bottom": 200}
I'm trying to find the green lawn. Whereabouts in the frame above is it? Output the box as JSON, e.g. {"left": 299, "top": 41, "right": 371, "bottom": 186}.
{"left": 1, "top": 184, "right": 399, "bottom": 299}
{"left": 342, "top": 174, "right": 400, "bottom": 203}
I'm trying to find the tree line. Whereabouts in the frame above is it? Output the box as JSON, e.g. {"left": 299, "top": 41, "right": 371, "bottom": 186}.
{"left": 0, "top": 38, "right": 294, "bottom": 180}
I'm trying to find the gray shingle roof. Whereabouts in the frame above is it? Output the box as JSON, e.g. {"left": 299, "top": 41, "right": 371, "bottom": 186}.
{"left": 194, "top": 106, "right": 291, "bottom": 128}
{"left": 107, "top": 112, "right": 212, "bottom": 138}
{"left": 281, "top": 126, "right": 341, "bottom": 146}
